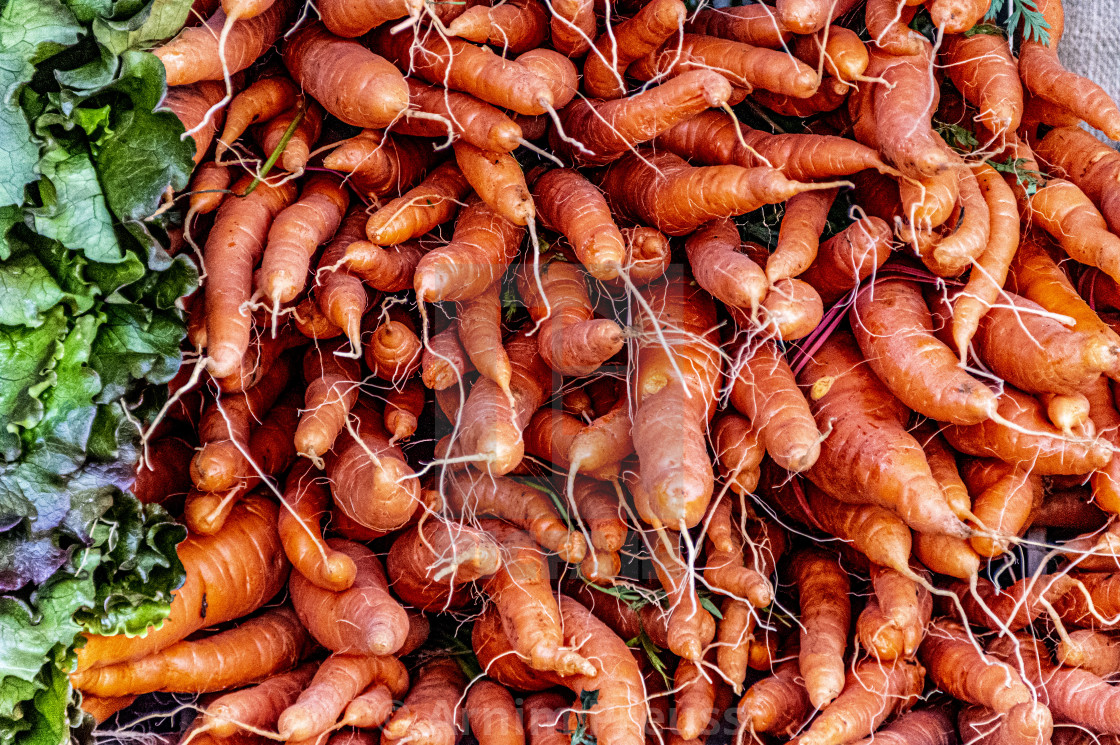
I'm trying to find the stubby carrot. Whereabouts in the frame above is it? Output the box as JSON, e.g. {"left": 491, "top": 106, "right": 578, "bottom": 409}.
{"left": 652, "top": 533, "right": 716, "bottom": 661}
{"left": 386, "top": 519, "right": 502, "bottom": 610}
{"left": 466, "top": 681, "right": 525, "bottom": 745}
{"left": 381, "top": 659, "right": 467, "bottom": 745}
{"left": 797, "top": 658, "right": 926, "bottom": 745}
{"left": 323, "top": 130, "right": 434, "bottom": 199}
{"left": 384, "top": 379, "right": 425, "bottom": 443}
{"left": 684, "top": 218, "right": 767, "bottom": 313}
{"left": 583, "top": 0, "right": 686, "bottom": 99}
{"left": 448, "top": 0, "right": 547, "bottom": 53}
{"left": 737, "top": 659, "right": 811, "bottom": 738}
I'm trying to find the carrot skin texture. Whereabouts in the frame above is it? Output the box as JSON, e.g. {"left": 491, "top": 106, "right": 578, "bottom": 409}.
{"left": 218, "top": 76, "right": 299, "bottom": 156}
{"left": 768, "top": 187, "right": 836, "bottom": 283}
{"left": 448, "top": 0, "right": 547, "bottom": 54}
{"left": 712, "top": 412, "right": 764, "bottom": 495}
{"left": 799, "top": 216, "right": 893, "bottom": 306}
{"left": 533, "top": 168, "right": 626, "bottom": 280}
{"left": 454, "top": 141, "right": 535, "bottom": 226}
{"left": 684, "top": 218, "right": 767, "bottom": 312}
{"left": 652, "top": 534, "right": 716, "bottom": 661}
{"left": 798, "top": 330, "right": 970, "bottom": 537}
{"left": 943, "top": 33, "right": 1022, "bottom": 135}
{"left": 919, "top": 620, "right": 1033, "bottom": 713}
{"left": 154, "top": 0, "right": 293, "bottom": 86}
{"left": 165, "top": 81, "right": 227, "bottom": 163}
{"left": 70, "top": 606, "right": 310, "bottom": 696}
{"left": 796, "top": 658, "right": 926, "bottom": 745}
{"left": 849, "top": 709, "right": 956, "bottom": 745}
{"left": 76, "top": 495, "right": 289, "bottom": 672}
{"left": 363, "top": 162, "right": 470, "bottom": 248}
{"left": 962, "top": 459, "right": 1041, "bottom": 557}
{"left": 278, "top": 463, "right": 355, "bottom": 594}
{"left": 465, "top": 681, "right": 525, "bottom": 745}
{"left": 1056, "top": 629, "right": 1120, "bottom": 677}
{"left": 737, "top": 660, "right": 811, "bottom": 737}
{"left": 381, "top": 659, "right": 467, "bottom": 745}
{"left": 1027, "top": 179, "right": 1120, "bottom": 286}
{"left": 384, "top": 378, "right": 425, "bottom": 443}
{"left": 422, "top": 326, "right": 472, "bottom": 390}
{"left": 1036, "top": 126, "right": 1120, "bottom": 235}
{"left": 791, "top": 549, "right": 850, "bottom": 709}
{"left": 686, "top": 5, "right": 792, "bottom": 48}
{"left": 549, "top": 0, "right": 595, "bottom": 57}
{"left": 386, "top": 520, "right": 502, "bottom": 610}
{"left": 204, "top": 176, "right": 297, "bottom": 378}
{"left": 583, "top": 0, "right": 687, "bottom": 99}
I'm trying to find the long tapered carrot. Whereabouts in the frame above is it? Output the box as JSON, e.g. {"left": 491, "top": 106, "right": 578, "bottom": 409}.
{"left": 533, "top": 168, "right": 626, "bottom": 280}
{"left": 218, "top": 75, "right": 298, "bottom": 156}
{"left": 202, "top": 662, "right": 317, "bottom": 737}
{"left": 583, "top": 0, "right": 687, "bottom": 99}
{"left": 363, "top": 161, "right": 471, "bottom": 246}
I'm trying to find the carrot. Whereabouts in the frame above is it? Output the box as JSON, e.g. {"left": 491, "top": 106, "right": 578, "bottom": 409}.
{"left": 398, "top": 81, "right": 523, "bottom": 154}
{"left": 255, "top": 100, "right": 322, "bottom": 173}
{"left": 686, "top": 5, "right": 791, "bottom": 48}
{"left": 914, "top": 426, "right": 972, "bottom": 522}
{"left": 387, "top": 519, "right": 502, "bottom": 610}
{"left": 633, "top": 35, "right": 817, "bottom": 99}
{"left": 795, "top": 216, "right": 890, "bottom": 306}
{"left": 793, "top": 26, "right": 868, "bottom": 85}
{"left": 652, "top": 532, "right": 716, "bottom": 661}
{"left": 448, "top": 0, "right": 547, "bottom": 53}
{"left": 445, "top": 470, "right": 586, "bottom": 562}
{"left": 213, "top": 323, "right": 302, "bottom": 395}
{"left": 789, "top": 549, "right": 850, "bottom": 709}
{"left": 712, "top": 412, "right": 764, "bottom": 496}
{"left": 294, "top": 295, "right": 343, "bottom": 340}
{"left": 466, "top": 681, "right": 525, "bottom": 745}
{"left": 415, "top": 197, "right": 524, "bottom": 303}
{"left": 533, "top": 168, "right": 626, "bottom": 280}
{"left": 851, "top": 278, "right": 997, "bottom": 424}
{"left": 1056, "top": 629, "right": 1120, "bottom": 677}
{"left": 914, "top": 530, "right": 982, "bottom": 580}
{"left": 1054, "top": 572, "right": 1120, "bottom": 629}
{"left": 599, "top": 148, "right": 825, "bottom": 236}
{"left": 961, "top": 459, "right": 1041, "bottom": 557}
{"left": 384, "top": 379, "right": 425, "bottom": 444}
{"left": 850, "top": 709, "right": 956, "bottom": 745}
{"left": 672, "top": 658, "right": 715, "bottom": 742}
{"left": 942, "top": 32, "right": 1022, "bottom": 136}
{"left": 326, "top": 405, "right": 421, "bottom": 531}
{"left": 1027, "top": 178, "right": 1120, "bottom": 286}
{"left": 362, "top": 161, "right": 470, "bottom": 247}
{"left": 865, "top": 0, "right": 923, "bottom": 56}
{"left": 191, "top": 357, "right": 291, "bottom": 492}
{"left": 750, "top": 85, "right": 849, "bottom": 118}
{"left": 70, "top": 606, "right": 310, "bottom": 697}
{"left": 798, "top": 658, "right": 925, "bottom": 745}
{"left": 683, "top": 218, "right": 767, "bottom": 313}
{"left": 457, "top": 327, "right": 553, "bottom": 476}
{"left": 80, "top": 694, "right": 139, "bottom": 725}
{"left": 381, "top": 659, "right": 467, "bottom": 745}
{"left": 568, "top": 397, "right": 634, "bottom": 473}
{"left": 154, "top": 0, "right": 293, "bottom": 86}
{"left": 958, "top": 702, "right": 1054, "bottom": 745}
{"left": 524, "top": 693, "right": 572, "bottom": 745}
{"left": 422, "top": 326, "right": 472, "bottom": 390}
{"left": 480, "top": 520, "right": 595, "bottom": 677}
{"left": 556, "top": 70, "right": 733, "bottom": 167}
{"left": 339, "top": 657, "right": 409, "bottom": 728}
{"left": 364, "top": 309, "right": 423, "bottom": 383}
{"left": 798, "top": 329, "right": 969, "bottom": 537}
{"left": 203, "top": 176, "right": 297, "bottom": 378}
{"left": 276, "top": 464, "right": 353, "bottom": 593}
{"left": 257, "top": 173, "right": 349, "bottom": 304}
{"left": 513, "top": 49, "right": 579, "bottom": 109}
{"left": 949, "top": 573, "right": 1074, "bottom": 631}
{"left": 277, "top": 655, "right": 398, "bottom": 741}
{"left": 323, "top": 130, "right": 434, "bottom": 199}
{"left": 524, "top": 408, "right": 619, "bottom": 480}
{"left": 943, "top": 386, "right": 1112, "bottom": 475}
{"left": 972, "top": 290, "right": 1117, "bottom": 395}
{"left": 704, "top": 525, "right": 773, "bottom": 608}
{"left": 1007, "top": 233, "right": 1120, "bottom": 377}
{"left": 1035, "top": 126, "right": 1120, "bottom": 235}
{"left": 549, "top": 0, "right": 595, "bottom": 57}
{"left": 989, "top": 633, "right": 1120, "bottom": 735}
{"left": 712, "top": 597, "right": 753, "bottom": 694}
{"left": 317, "top": 0, "right": 419, "bottom": 37}
{"left": 582, "top": 0, "right": 686, "bottom": 99}
{"left": 730, "top": 339, "right": 821, "bottom": 472}
{"left": 921, "top": 165, "right": 991, "bottom": 276}
{"left": 309, "top": 211, "right": 370, "bottom": 350}
{"left": 517, "top": 260, "right": 623, "bottom": 375}
{"left": 949, "top": 163, "right": 1021, "bottom": 359}
{"left": 187, "top": 162, "right": 232, "bottom": 221}
{"left": 371, "top": 28, "right": 554, "bottom": 116}
{"left": 857, "top": 595, "right": 922, "bottom": 662}
{"left": 632, "top": 278, "right": 721, "bottom": 529}
{"left": 1019, "top": 17, "right": 1120, "bottom": 141}
{"left": 928, "top": 0, "right": 990, "bottom": 32}
{"left": 871, "top": 565, "right": 930, "bottom": 656}
{"left": 1085, "top": 375, "right": 1120, "bottom": 514}
{"left": 765, "top": 188, "right": 837, "bottom": 284}
{"left": 289, "top": 538, "right": 407, "bottom": 656}
{"left": 217, "top": 76, "right": 298, "bottom": 156}
{"left": 920, "top": 618, "right": 1035, "bottom": 714}
{"left": 655, "top": 110, "right": 891, "bottom": 180}
{"left": 737, "top": 659, "right": 811, "bottom": 738}
{"left": 453, "top": 141, "right": 534, "bottom": 226}
{"left": 165, "top": 81, "right": 228, "bottom": 164}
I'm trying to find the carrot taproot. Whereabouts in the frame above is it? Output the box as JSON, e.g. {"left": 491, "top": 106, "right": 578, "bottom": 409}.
{"left": 1054, "top": 572, "right": 1120, "bottom": 629}
{"left": 454, "top": 141, "right": 534, "bottom": 226}
{"left": 712, "top": 412, "right": 764, "bottom": 496}
{"left": 799, "top": 329, "right": 970, "bottom": 536}
{"left": 165, "top": 81, "right": 228, "bottom": 164}
{"left": 277, "top": 462, "right": 355, "bottom": 592}
{"left": 766, "top": 188, "right": 837, "bottom": 284}
{"left": 309, "top": 213, "right": 370, "bottom": 352}
{"left": 448, "top": 0, "right": 547, "bottom": 54}
{"left": 582, "top": 0, "right": 686, "bottom": 99}
{"left": 850, "top": 709, "right": 956, "bottom": 745}
{"left": 961, "top": 458, "right": 1041, "bottom": 558}
{"left": 323, "top": 130, "right": 435, "bottom": 199}
{"left": 257, "top": 173, "right": 349, "bottom": 305}
{"left": 672, "top": 658, "right": 715, "bottom": 742}
{"left": 517, "top": 260, "right": 623, "bottom": 375}
{"left": 549, "top": 0, "right": 595, "bottom": 57}
{"left": 736, "top": 659, "right": 811, "bottom": 738}
{"left": 798, "top": 658, "right": 925, "bottom": 745}
{"left": 415, "top": 197, "right": 524, "bottom": 303}
{"left": 958, "top": 702, "right": 1055, "bottom": 745}
{"left": 295, "top": 343, "right": 360, "bottom": 461}
{"left": 790, "top": 549, "right": 850, "bottom": 709}
{"left": 444, "top": 469, "right": 585, "bottom": 562}
{"left": 871, "top": 565, "right": 931, "bottom": 656}
{"left": 655, "top": 110, "right": 891, "bottom": 180}
{"left": 191, "top": 356, "right": 291, "bottom": 492}
{"left": 949, "top": 573, "right": 1074, "bottom": 631}
{"left": 294, "top": 294, "right": 344, "bottom": 341}
{"left": 155, "top": 0, "right": 293, "bottom": 86}
{"left": 480, "top": 520, "right": 595, "bottom": 677}
{"left": 217, "top": 76, "right": 298, "bottom": 157}
{"left": 943, "top": 32, "right": 1022, "bottom": 136}
{"left": 255, "top": 99, "right": 322, "bottom": 173}
{"left": 327, "top": 405, "right": 420, "bottom": 532}
{"left": 465, "top": 681, "right": 524, "bottom": 745}
{"left": 384, "top": 379, "right": 425, "bottom": 443}
{"left": 80, "top": 694, "right": 137, "bottom": 724}
{"left": 363, "top": 161, "right": 470, "bottom": 247}
{"left": 397, "top": 81, "right": 523, "bottom": 154}
{"left": 712, "top": 597, "right": 753, "bottom": 694}
{"left": 524, "top": 693, "right": 572, "bottom": 745}
{"left": 1056, "top": 629, "right": 1120, "bottom": 677}
{"left": 513, "top": 49, "right": 579, "bottom": 108}
{"left": 928, "top": 0, "right": 991, "bottom": 32}
{"left": 1083, "top": 375, "right": 1120, "bottom": 515}
{"left": 683, "top": 218, "right": 767, "bottom": 313}
{"left": 865, "top": 0, "right": 923, "bottom": 57}
{"left": 555, "top": 70, "right": 733, "bottom": 167}
{"left": 364, "top": 310, "right": 423, "bottom": 383}
{"left": 380, "top": 659, "right": 467, "bottom": 745}
{"left": 568, "top": 397, "right": 634, "bottom": 473}
{"left": 371, "top": 28, "right": 554, "bottom": 116}
{"left": 71, "top": 606, "right": 310, "bottom": 697}
{"left": 422, "top": 326, "right": 472, "bottom": 390}
{"left": 797, "top": 216, "right": 892, "bottom": 305}
{"left": 851, "top": 278, "right": 997, "bottom": 424}
{"left": 339, "top": 657, "right": 409, "bottom": 728}
{"left": 1035, "top": 126, "right": 1120, "bottom": 235}
{"left": 276, "top": 655, "right": 396, "bottom": 741}
{"left": 188, "top": 162, "right": 232, "bottom": 221}
{"left": 704, "top": 526, "right": 773, "bottom": 608}
{"left": 793, "top": 26, "right": 868, "bottom": 85}
{"left": 203, "top": 176, "right": 297, "bottom": 378}
{"left": 857, "top": 593, "right": 928, "bottom": 663}
{"left": 386, "top": 519, "right": 502, "bottom": 610}
{"left": 523, "top": 408, "right": 618, "bottom": 480}
{"left": 923, "top": 164, "right": 991, "bottom": 276}
{"left": 599, "top": 148, "right": 825, "bottom": 237}
{"left": 533, "top": 168, "right": 626, "bottom": 280}
{"left": 131, "top": 436, "right": 195, "bottom": 510}
{"left": 289, "top": 538, "right": 408, "bottom": 656}
{"left": 914, "top": 531, "right": 982, "bottom": 580}
{"left": 686, "top": 5, "right": 790, "bottom": 48}
{"left": 317, "top": 0, "right": 418, "bottom": 37}
{"left": 652, "top": 532, "right": 716, "bottom": 661}
{"left": 1027, "top": 178, "right": 1120, "bottom": 286}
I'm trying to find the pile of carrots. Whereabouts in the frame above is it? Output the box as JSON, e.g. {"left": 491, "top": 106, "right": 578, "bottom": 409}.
{"left": 73, "top": 0, "right": 1120, "bottom": 742}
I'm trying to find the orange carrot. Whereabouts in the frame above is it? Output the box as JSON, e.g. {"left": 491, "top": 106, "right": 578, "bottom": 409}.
{"left": 683, "top": 218, "right": 767, "bottom": 312}
{"left": 312, "top": 209, "right": 372, "bottom": 351}
{"left": 549, "top": 0, "right": 596, "bottom": 57}
{"left": 364, "top": 309, "right": 423, "bottom": 383}
{"left": 255, "top": 99, "right": 322, "bottom": 173}
{"left": 323, "top": 130, "right": 435, "bottom": 199}
{"left": 458, "top": 282, "right": 510, "bottom": 393}
{"left": 217, "top": 76, "right": 298, "bottom": 156}
{"left": 583, "top": 0, "right": 687, "bottom": 99}
{"left": 686, "top": 5, "right": 791, "bottom": 48}
{"left": 363, "top": 161, "right": 470, "bottom": 247}
{"left": 533, "top": 168, "right": 626, "bottom": 280}
{"left": 712, "top": 412, "right": 764, "bottom": 496}
{"left": 187, "top": 162, "right": 232, "bottom": 220}
{"left": 454, "top": 141, "right": 534, "bottom": 226}
{"left": 397, "top": 81, "right": 523, "bottom": 153}
{"left": 865, "top": 0, "right": 923, "bottom": 56}
{"left": 202, "top": 663, "right": 317, "bottom": 737}
{"left": 568, "top": 396, "right": 634, "bottom": 474}
{"left": 466, "top": 681, "right": 526, "bottom": 745}
{"left": 278, "top": 462, "right": 357, "bottom": 592}
{"left": 384, "top": 378, "right": 425, "bottom": 443}
{"left": 80, "top": 695, "right": 137, "bottom": 724}
{"left": 155, "top": 0, "right": 293, "bottom": 86}
{"left": 279, "top": 655, "right": 403, "bottom": 741}
{"left": 71, "top": 606, "right": 310, "bottom": 697}
{"left": 737, "top": 659, "right": 811, "bottom": 738}
{"left": 381, "top": 659, "right": 467, "bottom": 745}
{"left": 339, "top": 657, "right": 409, "bottom": 728}
{"left": 422, "top": 326, "right": 473, "bottom": 390}
{"left": 317, "top": 0, "right": 418, "bottom": 37}
{"left": 767, "top": 188, "right": 837, "bottom": 283}
{"left": 449, "top": 0, "right": 547, "bottom": 53}
{"left": 790, "top": 549, "right": 850, "bottom": 709}
{"left": 754, "top": 277, "right": 823, "bottom": 341}
{"left": 386, "top": 519, "right": 502, "bottom": 610}
{"left": 651, "top": 532, "right": 716, "bottom": 661}
{"left": 415, "top": 197, "right": 524, "bottom": 303}
{"left": 165, "top": 81, "right": 228, "bottom": 164}
{"left": 203, "top": 176, "right": 297, "bottom": 378}
{"left": 796, "top": 658, "right": 925, "bottom": 745}
{"left": 1036, "top": 126, "right": 1120, "bottom": 235}
{"left": 943, "top": 32, "right": 1022, "bottom": 136}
